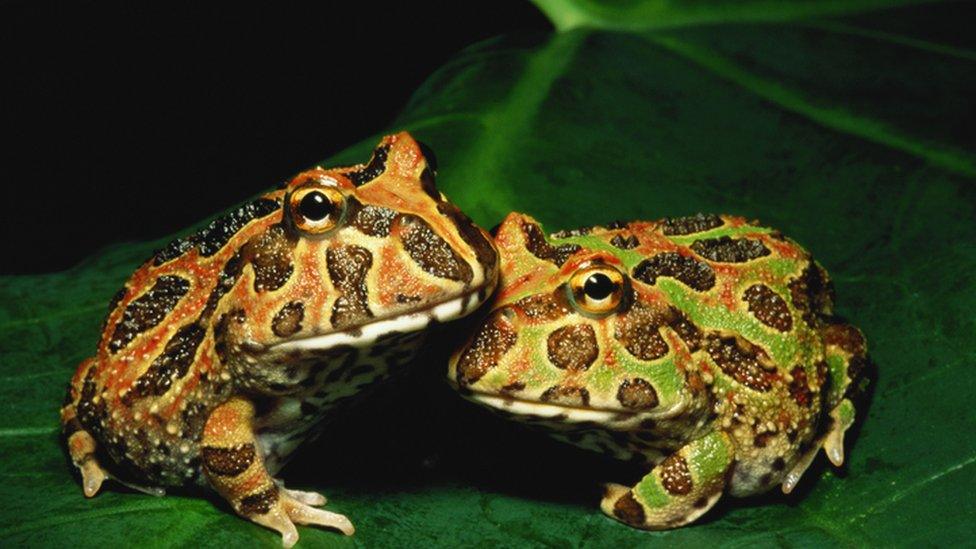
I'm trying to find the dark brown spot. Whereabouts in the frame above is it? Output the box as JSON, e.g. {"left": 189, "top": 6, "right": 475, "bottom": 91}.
{"left": 152, "top": 234, "right": 199, "bottom": 266}
{"left": 610, "top": 234, "right": 639, "bottom": 249}
{"left": 743, "top": 284, "right": 793, "bottom": 332}
{"left": 614, "top": 300, "right": 670, "bottom": 360}
{"left": 522, "top": 221, "right": 581, "bottom": 267}
{"left": 201, "top": 250, "right": 245, "bottom": 320}
{"left": 213, "top": 308, "right": 246, "bottom": 364}
{"left": 754, "top": 431, "right": 775, "bottom": 448}
{"left": 550, "top": 225, "right": 593, "bottom": 239}
{"left": 246, "top": 224, "right": 295, "bottom": 293}
{"left": 500, "top": 382, "right": 525, "bottom": 394}
{"left": 612, "top": 491, "right": 646, "bottom": 525}
{"left": 667, "top": 307, "right": 702, "bottom": 351}
{"left": 515, "top": 292, "right": 571, "bottom": 322}
{"left": 101, "top": 287, "right": 127, "bottom": 332}
{"left": 201, "top": 443, "right": 256, "bottom": 476}
{"left": 239, "top": 484, "right": 279, "bottom": 516}
{"left": 125, "top": 323, "right": 206, "bottom": 403}
{"left": 327, "top": 244, "right": 374, "bottom": 329}
{"left": 822, "top": 323, "right": 866, "bottom": 356}
{"left": 773, "top": 457, "right": 786, "bottom": 471}
{"left": 108, "top": 275, "right": 190, "bottom": 353}
{"left": 661, "top": 213, "right": 723, "bottom": 236}
{"left": 62, "top": 416, "right": 84, "bottom": 438}
{"left": 346, "top": 196, "right": 398, "bottom": 237}
{"left": 693, "top": 496, "right": 709, "bottom": 509}
{"left": 691, "top": 236, "right": 770, "bottom": 263}
{"left": 847, "top": 356, "right": 869, "bottom": 393}
{"left": 400, "top": 214, "right": 473, "bottom": 283}
{"left": 419, "top": 166, "right": 439, "bottom": 201}
{"left": 152, "top": 199, "right": 280, "bottom": 265}
{"left": 271, "top": 301, "right": 304, "bottom": 338}
{"left": 632, "top": 252, "right": 715, "bottom": 291}
{"left": 456, "top": 310, "right": 517, "bottom": 386}
{"left": 659, "top": 454, "right": 693, "bottom": 495}
{"left": 760, "top": 473, "right": 773, "bottom": 485}
{"left": 616, "top": 378, "right": 659, "bottom": 410}
{"left": 788, "top": 263, "right": 834, "bottom": 326}
{"left": 705, "top": 335, "right": 774, "bottom": 392}
{"left": 546, "top": 324, "right": 598, "bottom": 371}
{"left": 540, "top": 385, "right": 590, "bottom": 407}
{"left": 789, "top": 366, "right": 813, "bottom": 407}
{"left": 395, "top": 293, "right": 421, "bottom": 304}
{"left": 345, "top": 144, "right": 389, "bottom": 186}
{"left": 436, "top": 202, "right": 497, "bottom": 276}
{"left": 76, "top": 368, "right": 108, "bottom": 445}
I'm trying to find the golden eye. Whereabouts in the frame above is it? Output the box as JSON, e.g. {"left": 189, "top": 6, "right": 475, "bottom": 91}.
{"left": 288, "top": 185, "right": 346, "bottom": 235}
{"left": 568, "top": 264, "right": 627, "bottom": 317}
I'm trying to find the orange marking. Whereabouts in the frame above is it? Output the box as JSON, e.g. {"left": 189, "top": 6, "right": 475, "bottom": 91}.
{"left": 238, "top": 469, "right": 267, "bottom": 494}
{"left": 375, "top": 245, "right": 444, "bottom": 308}
{"left": 204, "top": 406, "right": 239, "bottom": 439}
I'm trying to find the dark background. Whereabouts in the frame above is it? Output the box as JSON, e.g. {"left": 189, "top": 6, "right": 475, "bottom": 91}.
{"left": 1, "top": 1, "right": 550, "bottom": 274}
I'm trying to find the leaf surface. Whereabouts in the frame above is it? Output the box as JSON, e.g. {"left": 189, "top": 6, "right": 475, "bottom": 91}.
{"left": 2, "top": 1, "right": 974, "bottom": 546}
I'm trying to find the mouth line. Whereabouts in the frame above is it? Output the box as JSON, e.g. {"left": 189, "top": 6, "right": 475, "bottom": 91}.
{"left": 457, "top": 387, "right": 641, "bottom": 418}
{"left": 262, "top": 283, "right": 493, "bottom": 352}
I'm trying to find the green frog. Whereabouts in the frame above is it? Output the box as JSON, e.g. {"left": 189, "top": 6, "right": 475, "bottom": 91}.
{"left": 449, "top": 212, "right": 867, "bottom": 529}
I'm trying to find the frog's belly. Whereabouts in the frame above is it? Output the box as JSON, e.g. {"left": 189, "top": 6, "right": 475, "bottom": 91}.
{"left": 253, "top": 330, "right": 426, "bottom": 474}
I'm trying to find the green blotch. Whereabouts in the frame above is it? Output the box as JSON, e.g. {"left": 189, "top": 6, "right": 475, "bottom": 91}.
{"left": 835, "top": 398, "right": 856, "bottom": 429}
{"left": 665, "top": 224, "right": 774, "bottom": 246}
{"left": 826, "top": 353, "right": 851, "bottom": 401}
{"left": 688, "top": 431, "right": 734, "bottom": 479}
{"left": 556, "top": 234, "right": 647, "bottom": 269}
{"left": 607, "top": 344, "right": 686, "bottom": 409}
{"left": 634, "top": 474, "right": 671, "bottom": 509}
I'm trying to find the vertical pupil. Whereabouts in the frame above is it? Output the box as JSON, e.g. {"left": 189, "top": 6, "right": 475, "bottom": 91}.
{"left": 583, "top": 272, "right": 615, "bottom": 300}
{"left": 299, "top": 191, "right": 333, "bottom": 221}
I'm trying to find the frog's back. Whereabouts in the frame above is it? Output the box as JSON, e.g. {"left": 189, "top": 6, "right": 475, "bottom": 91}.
{"left": 65, "top": 196, "right": 286, "bottom": 484}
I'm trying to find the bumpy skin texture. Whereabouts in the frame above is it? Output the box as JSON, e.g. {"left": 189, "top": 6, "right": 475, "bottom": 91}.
{"left": 449, "top": 212, "right": 867, "bottom": 530}
{"left": 61, "top": 132, "right": 498, "bottom": 546}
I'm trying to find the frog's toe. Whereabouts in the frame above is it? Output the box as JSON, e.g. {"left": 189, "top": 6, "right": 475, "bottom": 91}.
{"left": 282, "top": 496, "right": 354, "bottom": 536}
{"left": 80, "top": 458, "right": 107, "bottom": 498}
{"left": 277, "top": 484, "right": 327, "bottom": 506}
{"left": 250, "top": 507, "right": 300, "bottom": 548}
{"left": 823, "top": 398, "right": 856, "bottom": 468}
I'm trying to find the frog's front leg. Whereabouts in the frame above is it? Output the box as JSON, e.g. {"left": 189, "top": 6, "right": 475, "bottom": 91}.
{"left": 202, "top": 396, "right": 354, "bottom": 547}
{"left": 601, "top": 431, "right": 735, "bottom": 529}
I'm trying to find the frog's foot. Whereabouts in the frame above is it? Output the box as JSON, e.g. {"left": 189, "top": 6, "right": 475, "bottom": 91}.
{"left": 77, "top": 450, "right": 109, "bottom": 498}
{"left": 62, "top": 413, "right": 108, "bottom": 498}
{"left": 600, "top": 431, "right": 735, "bottom": 529}
{"left": 250, "top": 492, "right": 355, "bottom": 547}
{"left": 202, "top": 397, "right": 355, "bottom": 547}
{"left": 783, "top": 398, "right": 857, "bottom": 494}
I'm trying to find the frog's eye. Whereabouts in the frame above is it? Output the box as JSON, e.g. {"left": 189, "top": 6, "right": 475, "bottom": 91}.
{"left": 288, "top": 185, "right": 346, "bottom": 235}
{"left": 568, "top": 264, "right": 628, "bottom": 317}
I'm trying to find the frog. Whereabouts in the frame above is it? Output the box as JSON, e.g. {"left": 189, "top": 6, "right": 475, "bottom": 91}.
{"left": 448, "top": 212, "right": 867, "bottom": 529}
{"left": 60, "top": 132, "right": 498, "bottom": 546}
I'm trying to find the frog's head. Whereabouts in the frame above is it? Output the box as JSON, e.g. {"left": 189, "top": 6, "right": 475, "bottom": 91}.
{"left": 448, "top": 212, "right": 702, "bottom": 418}
{"left": 225, "top": 132, "right": 498, "bottom": 358}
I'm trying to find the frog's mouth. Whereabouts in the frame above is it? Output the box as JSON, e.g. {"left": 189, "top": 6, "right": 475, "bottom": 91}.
{"left": 262, "top": 284, "right": 493, "bottom": 354}
{"left": 453, "top": 387, "right": 688, "bottom": 423}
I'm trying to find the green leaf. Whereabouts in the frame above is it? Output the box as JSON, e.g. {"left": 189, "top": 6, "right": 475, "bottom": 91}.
{"left": 3, "top": 1, "right": 974, "bottom": 546}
